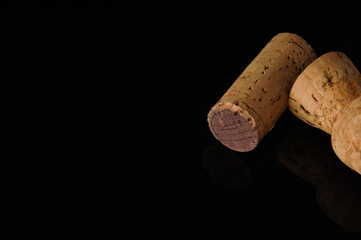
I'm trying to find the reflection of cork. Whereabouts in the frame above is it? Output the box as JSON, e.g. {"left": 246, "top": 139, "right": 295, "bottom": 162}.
{"left": 316, "top": 170, "right": 361, "bottom": 232}
{"left": 277, "top": 122, "right": 361, "bottom": 232}
{"left": 202, "top": 140, "right": 250, "bottom": 189}
{"left": 289, "top": 52, "right": 361, "bottom": 175}
{"left": 208, "top": 33, "right": 315, "bottom": 152}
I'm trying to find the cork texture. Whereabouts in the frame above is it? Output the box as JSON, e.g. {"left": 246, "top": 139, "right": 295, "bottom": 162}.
{"left": 289, "top": 52, "right": 361, "bottom": 134}
{"left": 332, "top": 96, "right": 361, "bottom": 174}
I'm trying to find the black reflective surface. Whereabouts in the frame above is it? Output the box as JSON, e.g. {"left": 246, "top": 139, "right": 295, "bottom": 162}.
{"left": 5, "top": 2, "right": 361, "bottom": 238}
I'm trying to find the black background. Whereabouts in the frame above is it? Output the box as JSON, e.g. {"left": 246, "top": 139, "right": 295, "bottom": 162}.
{"left": 4, "top": 1, "right": 361, "bottom": 238}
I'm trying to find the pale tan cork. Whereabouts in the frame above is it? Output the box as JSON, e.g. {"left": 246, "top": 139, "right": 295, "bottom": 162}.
{"left": 332, "top": 96, "right": 361, "bottom": 174}
{"left": 289, "top": 52, "right": 361, "bottom": 175}
{"left": 289, "top": 52, "right": 361, "bottom": 134}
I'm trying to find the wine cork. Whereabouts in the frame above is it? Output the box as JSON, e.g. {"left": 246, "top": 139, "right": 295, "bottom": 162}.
{"left": 289, "top": 52, "right": 361, "bottom": 175}
{"left": 207, "top": 33, "right": 316, "bottom": 152}
{"left": 332, "top": 96, "right": 361, "bottom": 174}
{"left": 289, "top": 52, "right": 361, "bottom": 134}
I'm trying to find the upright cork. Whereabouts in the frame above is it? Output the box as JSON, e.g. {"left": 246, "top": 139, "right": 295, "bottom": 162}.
{"left": 207, "top": 33, "right": 316, "bottom": 152}
{"left": 289, "top": 52, "right": 361, "bottom": 174}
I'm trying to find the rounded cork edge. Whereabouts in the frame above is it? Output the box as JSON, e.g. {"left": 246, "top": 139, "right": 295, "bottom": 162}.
{"left": 275, "top": 32, "right": 316, "bottom": 60}
{"left": 207, "top": 102, "right": 260, "bottom": 152}
{"left": 331, "top": 98, "right": 361, "bottom": 175}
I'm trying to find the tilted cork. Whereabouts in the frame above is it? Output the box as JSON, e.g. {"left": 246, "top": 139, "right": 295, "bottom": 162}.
{"left": 289, "top": 51, "right": 361, "bottom": 175}
{"left": 207, "top": 33, "right": 316, "bottom": 152}
{"left": 289, "top": 52, "right": 361, "bottom": 134}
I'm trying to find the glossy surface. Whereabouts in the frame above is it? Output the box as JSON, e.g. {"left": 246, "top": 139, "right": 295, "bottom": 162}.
{"left": 5, "top": 2, "right": 361, "bottom": 238}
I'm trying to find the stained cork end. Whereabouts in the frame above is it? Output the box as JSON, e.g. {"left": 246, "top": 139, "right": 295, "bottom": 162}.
{"left": 208, "top": 32, "right": 315, "bottom": 152}
{"left": 207, "top": 102, "right": 259, "bottom": 152}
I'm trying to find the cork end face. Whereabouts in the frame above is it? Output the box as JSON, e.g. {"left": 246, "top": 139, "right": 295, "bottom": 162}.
{"left": 207, "top": 103, "right": 259, "bottom": 152}
{"left": 331, "top": 98, "right": 361, "bottom": 175}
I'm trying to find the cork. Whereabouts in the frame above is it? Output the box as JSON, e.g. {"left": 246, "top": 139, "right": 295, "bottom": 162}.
{"left": 332, "top": 96, "right": 361, "bottom": 174}
{"left": 289, "top": 52, "right": 361, "bottom": 175}
{"left": 289, "top": 52, "right": 361, "bottom": 134}
{"left": 207, "top": 33, "right": 316, "bottom": 152}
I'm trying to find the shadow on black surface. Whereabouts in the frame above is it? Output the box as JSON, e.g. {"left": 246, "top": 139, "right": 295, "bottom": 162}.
{"left": 203, "top": 111, "right": 361, "bottom": 234}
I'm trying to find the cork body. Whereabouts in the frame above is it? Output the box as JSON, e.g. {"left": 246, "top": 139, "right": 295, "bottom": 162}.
{"left": 332, "top": 96, "right": 361, "bottom": 174}
{"left": 289, "top": 52, "right": 361, "bottom": 134}
{"left": 289, "top": 52, "right": 361, "bottom": 175}
{"left": 207, "top": 33, "right": 316, "bottom": 152}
